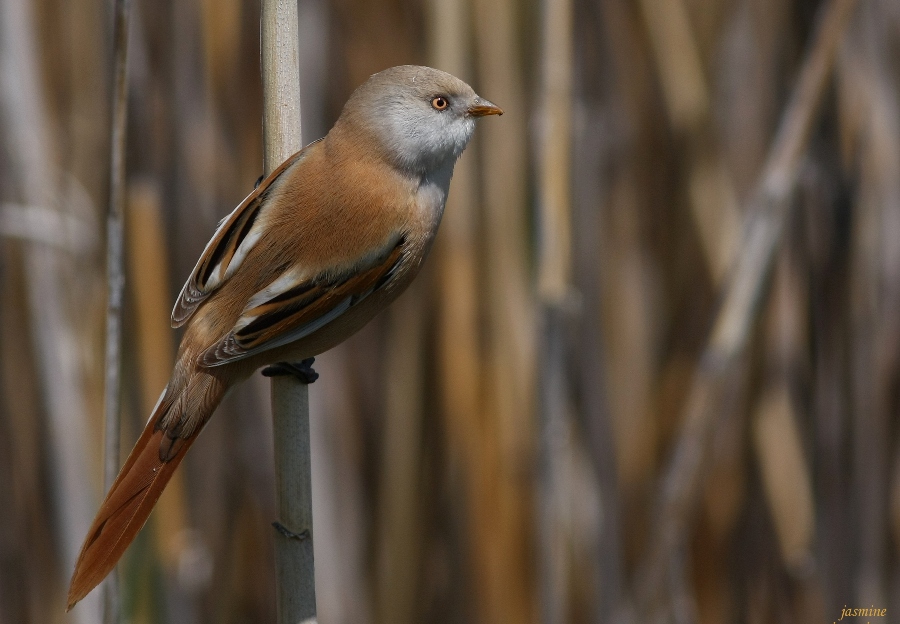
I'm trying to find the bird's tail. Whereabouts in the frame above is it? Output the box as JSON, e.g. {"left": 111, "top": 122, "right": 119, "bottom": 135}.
{"left": 66, "top": 370, "right": 227, "bottom": 611}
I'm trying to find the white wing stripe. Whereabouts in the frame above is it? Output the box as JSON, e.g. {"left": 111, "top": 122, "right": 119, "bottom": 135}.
{"left": 206, "top": 296, "right": 353, "bottom": 366}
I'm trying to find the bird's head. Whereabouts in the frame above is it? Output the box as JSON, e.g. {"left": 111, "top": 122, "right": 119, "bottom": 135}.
{"left": 336, "top": 65, "right": 502, "bottom": 176}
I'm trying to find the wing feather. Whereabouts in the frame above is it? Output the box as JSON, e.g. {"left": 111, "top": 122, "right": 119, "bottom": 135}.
{"left": 200, "top": 235, "right": 407, "bottom": 367}
{"left": 171, "top": 143, "right": 319, "bottom": 327}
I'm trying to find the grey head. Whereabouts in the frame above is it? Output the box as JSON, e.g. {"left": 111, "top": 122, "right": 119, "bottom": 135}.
{"left": 336, "top": 65, "right": 502, "bottom": 176}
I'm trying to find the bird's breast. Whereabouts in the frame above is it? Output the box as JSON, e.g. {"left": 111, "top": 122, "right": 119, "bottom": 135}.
{"left": 413, "top": 159, "right": 455, "bottom": 232}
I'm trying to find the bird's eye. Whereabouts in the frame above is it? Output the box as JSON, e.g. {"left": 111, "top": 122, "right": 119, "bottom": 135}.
{"left": 431, "top": 96, "right": 449, "bottom": 111}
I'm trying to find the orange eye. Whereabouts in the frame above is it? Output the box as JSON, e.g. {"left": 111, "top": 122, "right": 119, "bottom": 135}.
{"left": 431, "top": 96, "right": 449, "bottom": 110}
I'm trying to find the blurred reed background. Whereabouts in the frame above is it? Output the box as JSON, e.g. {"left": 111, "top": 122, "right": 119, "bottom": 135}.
{"left": 0, "top": 0, "right": 899, "bottom": 622}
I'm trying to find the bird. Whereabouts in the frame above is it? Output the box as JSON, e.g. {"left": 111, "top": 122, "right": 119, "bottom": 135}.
{"left": 66, "top": 65, "right": 501, "bottom": 610}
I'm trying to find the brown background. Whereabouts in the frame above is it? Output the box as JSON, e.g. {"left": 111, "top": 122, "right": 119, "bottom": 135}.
{"left": 0, "top": 0, "right": 897, "bottom": 622}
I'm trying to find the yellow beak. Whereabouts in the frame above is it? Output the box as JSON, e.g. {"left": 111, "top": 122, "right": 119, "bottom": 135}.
{"left": 468, "top": 97, "right": 503, "bottom": 117}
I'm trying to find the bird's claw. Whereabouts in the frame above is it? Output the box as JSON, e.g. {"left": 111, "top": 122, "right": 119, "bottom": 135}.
{"left": 261, "top": 358, "right": 319, "bottom": 384}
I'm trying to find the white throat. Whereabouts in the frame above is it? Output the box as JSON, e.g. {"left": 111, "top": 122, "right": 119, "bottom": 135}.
{"left": 415, "top": 158, "right": 456, "bottom": 228}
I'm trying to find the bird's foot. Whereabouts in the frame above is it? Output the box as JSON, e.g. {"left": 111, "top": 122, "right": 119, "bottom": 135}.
{"left": 261, "top": 358, "right": 319, "bottom": 384}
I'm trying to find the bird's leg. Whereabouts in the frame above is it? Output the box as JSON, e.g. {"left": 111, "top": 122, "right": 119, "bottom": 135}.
{"left": 261, "top": 357, "right": 319, "bottom": 384}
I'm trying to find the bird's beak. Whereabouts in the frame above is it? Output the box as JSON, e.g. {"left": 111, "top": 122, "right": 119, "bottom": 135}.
{"left": 468, "top": 97, "right": 503, "bottom": 117}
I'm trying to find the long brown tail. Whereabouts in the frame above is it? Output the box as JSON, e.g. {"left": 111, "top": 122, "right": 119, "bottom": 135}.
{"left": 66, "top": 371, "right": 227, "bottom": 610}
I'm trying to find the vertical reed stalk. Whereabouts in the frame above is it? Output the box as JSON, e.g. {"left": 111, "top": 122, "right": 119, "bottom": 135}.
{"left": 261, "top": 0, "right": 316, "bottom": 621}
{"left": 537, "top": 0, "right": 574, "bottom": 620}
{"left": 472, "top": 0, "right": 536, "bottom": 619}
{"left": 101, "top": 0, "right": 133, "bottom": 621}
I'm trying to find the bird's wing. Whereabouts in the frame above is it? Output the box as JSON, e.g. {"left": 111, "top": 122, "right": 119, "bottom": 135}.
{"left": 199, "top": 234, "right": 407, "bottom": 366}
{"left": 171, "top": 141, "right": 321, "bottom": 328}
